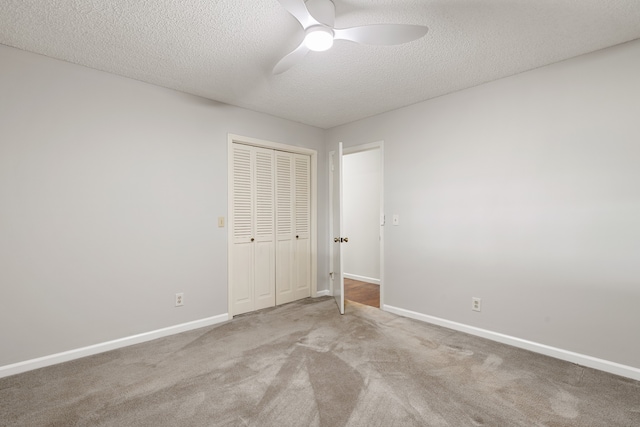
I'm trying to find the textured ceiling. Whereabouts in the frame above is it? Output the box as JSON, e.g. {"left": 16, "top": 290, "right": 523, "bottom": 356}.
{"left": 2, "top": 0, "right": 640, "bottom": 129}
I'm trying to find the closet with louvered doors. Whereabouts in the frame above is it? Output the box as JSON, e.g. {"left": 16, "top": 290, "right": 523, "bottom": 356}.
{"left": 229, "top": 143, "right": 311, "bottom": 316}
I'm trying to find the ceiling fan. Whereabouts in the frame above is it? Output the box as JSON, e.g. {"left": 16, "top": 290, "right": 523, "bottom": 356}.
{"left": 273, "top": 0, "right": 429, "bottom": 74}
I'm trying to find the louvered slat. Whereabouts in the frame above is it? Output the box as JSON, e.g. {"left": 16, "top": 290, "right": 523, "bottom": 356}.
{"left": 232, "top": 146, "right": 252, "bottom": 241}
{"left": 276, "top": 153, "right": 292, "bottom": 236}
{"left": 255, "top": 149, "right": 274, "bottom": 238}
{"left": 295, "top": 155, "right": 310, "bottom": 236}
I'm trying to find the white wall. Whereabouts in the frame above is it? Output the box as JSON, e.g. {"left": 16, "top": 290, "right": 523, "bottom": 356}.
{"left": 3, "top": 38, "right": 640, "bottom": 374}
{"left": 326, "top": 40, "right": 640, "bottom": 369}
{"left": 342, "top": 149, "right": 380, "bottom": 283}
{"left": 0, "top": 44, "right": 327, "bottom": 367}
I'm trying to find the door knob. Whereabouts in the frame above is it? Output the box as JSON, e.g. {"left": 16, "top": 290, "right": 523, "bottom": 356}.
{"left": 296, "top": 235, "right": 299, "bottom": 239}
{"left": 343, "top": 237, "right": 349, "bottom": 243}
{"left": 251, "top": 238, "right": 255, "bottom": 242}
{"left": 334, "top": 237, "right": 339, "bottom": 243}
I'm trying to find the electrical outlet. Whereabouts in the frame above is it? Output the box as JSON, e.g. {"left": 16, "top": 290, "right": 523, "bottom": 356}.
{"left": 175, "top": 293, "right": 184, "bottom": 307}
{"left": 472, "top": 297, "right": 481, "bottom": 312}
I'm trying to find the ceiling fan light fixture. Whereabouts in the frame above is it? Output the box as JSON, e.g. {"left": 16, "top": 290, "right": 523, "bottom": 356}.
{"left": 304, "top": 26, "right": 334, "bottom": 52}
{"left": 273, "top": 0, "right": 429, "bottom": 74}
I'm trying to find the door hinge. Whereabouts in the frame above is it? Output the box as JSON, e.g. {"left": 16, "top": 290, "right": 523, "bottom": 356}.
{"left": 329, "top": 272, "right": 334, "bottom": 280}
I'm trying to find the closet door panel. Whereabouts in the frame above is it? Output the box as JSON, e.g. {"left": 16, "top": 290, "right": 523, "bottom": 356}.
{"left": 230, "top": 243, "right": 254, "bottom": 315}
{"left": 230, "top": 144, "right": 255, "bottom": 315}
{"left": 275, "top": 152, "right": 295, "bottom": 305}
{"left": 275, "top": 240, "right": 293, "bottom": 302}
{"left": 294, "top": 238, "right": 310, "bottom": 299}
{"left": 254, "top": 240, "right": 275, "bottom": 309}
{"left": 293, "top": 154, "right": 311, "bottom": 299}
{"left": 254, "top": 147, "right": 276, "bottom": 309}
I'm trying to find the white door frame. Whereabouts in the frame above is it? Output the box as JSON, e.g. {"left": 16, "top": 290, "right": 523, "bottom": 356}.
{"left": 330, "top": 141, "right": 384, "bottom": 309}
{"left": 227, "top": 134, "right": 318, "bottom": 317}
{"left": 329, "top": 151, "right": 335, "bottom": 297}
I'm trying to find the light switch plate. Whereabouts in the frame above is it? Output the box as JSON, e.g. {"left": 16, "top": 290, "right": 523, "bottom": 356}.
{"left": 218, "top": 217, "right": 225, "bottom": 227}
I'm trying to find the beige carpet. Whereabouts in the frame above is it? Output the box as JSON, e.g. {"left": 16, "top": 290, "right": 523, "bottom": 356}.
{"left": 1, "top": 297, "right": 639, "bottom": 426}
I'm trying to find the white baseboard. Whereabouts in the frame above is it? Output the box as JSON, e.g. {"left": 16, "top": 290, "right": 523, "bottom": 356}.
{"left": 0, "top": 313, "right": 230, "bottom": 379}
{"left": 344, "top": 273, "right": 380, "bottom": 285}
{"left": 383, "top": 304, "right": 640, "bottom": 382}
{"left": 316, "top": 289, "right": 332, "bottom": 297}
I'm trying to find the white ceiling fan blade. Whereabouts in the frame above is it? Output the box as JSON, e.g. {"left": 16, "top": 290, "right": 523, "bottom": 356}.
{"left": 277, "top": 0, "right": 320, "bottom": 29}
{"left": 305, "top": 0, "right": 336, "bottom": 27}
{"left": 273, "top": 42, "right": 310, "bottom": 74}
{"left": 334, "top": 24, "right": 428, "bottom": 45}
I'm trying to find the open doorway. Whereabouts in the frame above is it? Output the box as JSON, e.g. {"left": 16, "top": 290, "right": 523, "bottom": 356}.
{"left": 342, "top": 143, "right": 383, "bottom": 309}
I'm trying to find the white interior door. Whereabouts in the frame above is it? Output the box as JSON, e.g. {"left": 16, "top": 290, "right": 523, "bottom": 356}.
{"left": 332, "top": 143, "right": 344, "bottom": 314}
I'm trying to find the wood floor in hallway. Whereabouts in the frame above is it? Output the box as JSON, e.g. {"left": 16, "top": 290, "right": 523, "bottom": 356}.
{"left": 344, "top": 278, "right": 380, "bottom": 308}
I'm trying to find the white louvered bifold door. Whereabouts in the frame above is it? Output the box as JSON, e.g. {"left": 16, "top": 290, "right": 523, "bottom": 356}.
{"left": 275, "top": 151, "right": 311, "bottom": 304}
{"left": 253, "top": 148, "right": 276, "bottom": 310}
{"left": 230, "top": 144, "right": 254, "bottom": 315}
{"left": 293, "top": 154, "right": 311, "bottom": 300}
{"left": 275, "top": 151, "right": 295, "bottom": 305}
{"left": 230, "top": 144, "right": 275, "bottom": 316}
